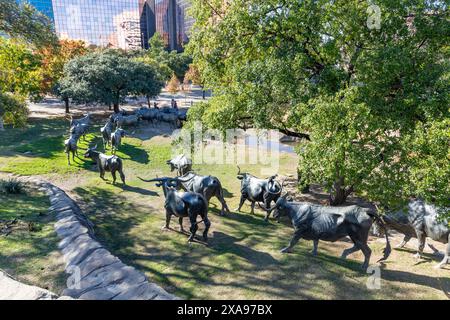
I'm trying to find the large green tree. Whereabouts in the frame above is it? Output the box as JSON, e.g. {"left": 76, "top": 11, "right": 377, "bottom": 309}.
{"left": 138, "top": 33, "right": 192, "bottom": 83}
{"left": 0, "top": 0, "right": 57, "bottom": 128}
{"left": 59, "top": 49, "right": 164, "bottom": 113}
{"left": 38, "top": 40, "right": 88, "bottom": 113}
{"left": 187, "top": 0, "right": 449, "bottom": 211}
{"left": 0, "top": 38, "right": 42, "bottom": 129}
{"left": 0, "top": 1, "right": 58, "bottom": 48}
{"left": 0, "top": 38, "right": 43, "bottom": 99}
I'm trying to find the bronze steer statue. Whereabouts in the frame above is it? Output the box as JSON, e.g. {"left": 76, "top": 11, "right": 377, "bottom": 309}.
{"left": 136, "top": 107, "right": 186, "bottom": 128}
{"left": 377, "top": 199, "right": 449, "bottom": 269}
{"left": 265, "top": 194, "right": 391, "bottom": 270}
{"left": 111, "top": 128, "right": 126, "bottom": 155}
{"left": 172, "top": 172, "right": 230, "bottom": 216}
{"left": 69, "top": 113, "right": 91, "bottom": 128}
{"left": 236, "top": 166, "right": 283, "bottom": 221}
{"left": 139, "top": 177, "right": 211, "bottom": 242}
{"left": 167, "top": 154, "right": 192, "bottom": 176}
{"left": 70, "top": 123, "right": 89, "bottom": 141}
{"left": 64, "top": 132, "right": 81, "bottom": 165}
{"left": 100, "top": 118, "right": 114, "bottom": 150}
{"left": 136, "top": 107, "right": 159, "bottom": 124}
{"left": 114, "top": 113, "right": 141, "bottom": 128}
{"left": 84, "top": 145, "right": 126, "bottom": 184}
{"left": 374, "top": 209, "right": 440, "bottom": 254}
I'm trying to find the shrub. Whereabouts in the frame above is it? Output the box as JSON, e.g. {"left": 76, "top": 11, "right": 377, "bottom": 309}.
{"left": 0, "top": 92, "right": 29, "bottom": 128}
{"left": 0, "top": 178, "right": 25, "bottom": 194}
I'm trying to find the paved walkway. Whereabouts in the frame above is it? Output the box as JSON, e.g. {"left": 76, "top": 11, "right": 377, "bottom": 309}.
{"left": 28, "top": 86, "right": 209, "bottom": 118}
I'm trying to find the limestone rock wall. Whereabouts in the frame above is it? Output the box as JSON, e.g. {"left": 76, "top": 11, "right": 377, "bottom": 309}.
{"left": 17, "top": 176, "right": 177, "bottom": 300}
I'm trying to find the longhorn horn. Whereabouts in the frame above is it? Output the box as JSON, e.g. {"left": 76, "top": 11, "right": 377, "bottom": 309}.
{"left": 237, "top": 165, "right": 242, "bottom": 175}
{"left": 138, "top": 177, "right": 164, "bottom": 183}
{"left": 176, "top": 172, "right": 196, "bottom": 182}
{"left": 258, "top": 202, "right": 277, "bottom": 213}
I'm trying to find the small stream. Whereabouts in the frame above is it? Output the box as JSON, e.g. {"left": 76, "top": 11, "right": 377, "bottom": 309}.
{"left": 244, "top": 135, "right": 298, "bottom": 154}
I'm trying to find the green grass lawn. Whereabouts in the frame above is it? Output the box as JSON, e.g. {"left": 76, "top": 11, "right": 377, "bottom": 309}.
{"left": 0, "top": 183, "right": 66, "bottom": 294}
{"left": 0, "top": 117, "right": 448, "bottom": 299}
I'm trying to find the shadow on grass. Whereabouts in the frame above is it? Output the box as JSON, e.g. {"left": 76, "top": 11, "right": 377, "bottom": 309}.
{"left": 119, "top": 184, "right": 158, "bottom": 196}
{"left": 0, "top": 118, "right": 68, "bottom": 152}
{"left": 12, "top": 136, "right": 66, "bottom": 159}
{"left": 72, "top": 186, "right": 154, "bottom": 252}
{"left": 209, "top": 231, "right": 278, "bottom": 266}
{"left": 394, "top": 247, "right": 445, "bottom": 263}
{"left": 117, "top": 142, "right": 150, "bottom": 164}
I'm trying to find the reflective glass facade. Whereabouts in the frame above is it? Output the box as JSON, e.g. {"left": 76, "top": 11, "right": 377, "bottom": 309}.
{"left": 19, "top": 0, "right": 193, "bottom": 50}
{"left": 19, "top": 0, "right": 55, "bottom": 21}
{"left": 52, "top": 0, "right": 142, "bottom": 49}
{"left": 142, "top": 0, "right": 192, "bottom": 51}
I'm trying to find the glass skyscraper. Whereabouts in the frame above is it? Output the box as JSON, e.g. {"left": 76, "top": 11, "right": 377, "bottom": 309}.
{"left": 52, "top": 0, "right": 143, "bottom": 49}
{"left": 23, "top": 0, "right": 55, "bottom": 21}
{"left": 141, "top": 0, "right": 193, "bottom": 51}
{"left": 19, "top": 0, "right": 193, "bottom": 51}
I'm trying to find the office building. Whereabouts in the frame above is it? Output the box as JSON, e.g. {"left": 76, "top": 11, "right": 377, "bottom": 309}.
{"left": 19, "top": 0, "right": 193, "bottom": 50}
{"left": 141, "top": 0, "right": 192, "bottom": 51}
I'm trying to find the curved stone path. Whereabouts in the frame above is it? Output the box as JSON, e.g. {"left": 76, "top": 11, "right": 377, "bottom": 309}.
{"left": 19, "top": 176, "right": 177, "bottom": 300}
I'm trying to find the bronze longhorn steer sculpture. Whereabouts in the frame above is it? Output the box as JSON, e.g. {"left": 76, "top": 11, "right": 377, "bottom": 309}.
{"left": 111, "top": 128, "right": 126, "bottom": 155}
{"left": 171, "top": 172, "right": 231, "bottom": 216}
{"left": 167, "top": 154, "right": 192, "bottom": 176}
{"left": 136, "top": 107, "right": 159, "bottom": 125}
{"left": 100, "top": 117, "right": 115, "bottom": 150}
{"left": 64, "top": 132, "right": 81, "bottom": 165}
{"left": 263, "top": 194, "right": 391, "bottom": 270}
{"left": 138, "top": 177, "right": 211, "bottom": 242}
{"left": 375, "top": 199, "right": 449, "bottom": 269}
{"left": 114, "top": 113, "right": 141, "bottom": 128}
{"left": 137, "top": 107, "right": 183, "bottom": 128}
{"left": 70, "top": 123, "right": 89, "bottom": 141}
{"left": 84, "top": 145, "right": 126, "bottom": 184}
{"left": 69, "top": 113, "right": 91, "bottom": 128}
{"left": 236, "top": 166, "right": 284, "bottom": 221}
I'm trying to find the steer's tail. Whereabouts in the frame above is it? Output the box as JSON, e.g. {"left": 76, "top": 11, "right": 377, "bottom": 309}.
{"left": 368, "top": 211, "right": 392, "bottom": 262}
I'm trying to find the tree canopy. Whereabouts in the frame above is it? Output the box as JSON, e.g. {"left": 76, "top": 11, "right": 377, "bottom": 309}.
{"left": 0, "top": 38, "right": 43, "bottom": 100}
{"left": 0, "top": 1, "right": 58, "bottom": 48}
{"left": 187, "top": 0, "right": 449, "bottom": 211}
{"left": 0, "top": 91, "right": 29, "bottom": 129}
{"left": 38, "top": 40, "right": 88, "bottom": 95}
{"left": 59, "top": 49, "right": 165, "bottom": 113}
{"left": 139, "top": 33, "right": 192, "bottom": 83}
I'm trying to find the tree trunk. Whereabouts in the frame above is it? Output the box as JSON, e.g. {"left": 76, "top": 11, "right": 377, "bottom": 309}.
{"left": 108, "top": 103, "right": 112, "bottom": 111}
{"left": 202, "top": 89, "right": 205, "bottom": 100}
{"left": 64, "top": 97, "right": 70, "bottom": 114}
{"left": 0, "top": 116, "right": 4, "bottom": 131}
{"left": 113, "top": 103, "right": 120, "bottom": 113}
{"left": 329, "top": 177, "right": 353, "bottom": 206}
{"left": 147, "top": 96, "right": 151, "bottom": 108}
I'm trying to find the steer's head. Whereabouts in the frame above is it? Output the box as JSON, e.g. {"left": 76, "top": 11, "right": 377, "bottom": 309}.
{"left": 116, "top": 128, "right": 126, "bottom": 137}
{"left": 236, "top": 166, "right": 250, "bottom": 181}
{"left": 84, "top": 144, "right": 98, "bottom": 159}
{"left": 166, "top": 160, "right": 176, "bottom": 172}
{"left": 264, "top": 193, "right": 293, "bottom": 220}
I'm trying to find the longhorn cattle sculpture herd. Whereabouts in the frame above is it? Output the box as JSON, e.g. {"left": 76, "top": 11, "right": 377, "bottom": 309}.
{"left": 63, "top": 112, "right": 449, "bottom": 271}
